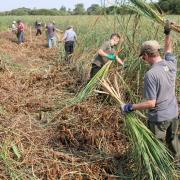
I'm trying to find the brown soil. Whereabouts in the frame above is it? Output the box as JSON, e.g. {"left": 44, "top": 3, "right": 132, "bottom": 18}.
{"left": 0, "top": 29, "right": 130, "bottom": 179}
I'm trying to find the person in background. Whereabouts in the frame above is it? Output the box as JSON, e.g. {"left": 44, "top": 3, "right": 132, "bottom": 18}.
{"left": 89, "top": 33, "right": 124, "bottom": 79}
{"left": 121, "top": 21, "right": 180, "bottom": 163}
{"left": 46, "top": 21, "right": 56, "bottom": 48}
{"left": 35, "top": 21, "right": 42, "bottom": 36}
{"left": 62, "top": 25, "right": 77, "bottom": 62}
{"left": 11, "top": 21, "right": 17, "bottom": 34}
{"left": 17, "top": 20, "right": 25, "bottom": 44}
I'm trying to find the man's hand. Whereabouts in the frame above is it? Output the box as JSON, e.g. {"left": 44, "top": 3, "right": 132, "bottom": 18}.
{"left": 122, "top": 61, "right": 128, "bottom": 69}
{"left": 164, "top": 20, "right": 171, "bottom": 35}
{"left": 106, "top": 53, "right": 116, "bottom": 61}
{"left": 121, "top": 103, "right": 133, "bottom": 113}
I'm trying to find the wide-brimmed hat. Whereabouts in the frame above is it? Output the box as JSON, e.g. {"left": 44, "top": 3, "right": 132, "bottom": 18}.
{"left": 139, "top": 40, "right": 161, "bottom": 57}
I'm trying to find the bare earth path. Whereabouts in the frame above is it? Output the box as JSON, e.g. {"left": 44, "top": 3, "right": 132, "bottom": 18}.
{"left": 0, "top": 30, "right": 129, "bottom": 179}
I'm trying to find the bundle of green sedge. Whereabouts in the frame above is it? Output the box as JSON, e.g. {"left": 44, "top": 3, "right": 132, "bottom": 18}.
{"left": 100, "top": 75, "right": 178, "bottom": 180}
{"left": 128, "top": 0, "right": 180, "bottom": 33}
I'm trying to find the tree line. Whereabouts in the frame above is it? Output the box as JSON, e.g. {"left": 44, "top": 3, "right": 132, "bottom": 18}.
{"left": 0, "top": 1, "right": 179, "bottom": 16}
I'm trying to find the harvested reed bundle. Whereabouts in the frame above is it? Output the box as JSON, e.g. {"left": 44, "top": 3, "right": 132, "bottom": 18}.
{"left": 128, "top": 0, "right": 180, "bottom": 33}
{"left": 100, "top": 75, "right": 176, "bottom": 180}
{"left": 64, "top": 61, "right": 112, "bottom": 106}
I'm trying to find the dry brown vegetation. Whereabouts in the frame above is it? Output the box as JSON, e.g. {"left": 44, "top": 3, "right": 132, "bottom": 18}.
{"left": 0, "top": 29, "right": 132, "bottom": 179}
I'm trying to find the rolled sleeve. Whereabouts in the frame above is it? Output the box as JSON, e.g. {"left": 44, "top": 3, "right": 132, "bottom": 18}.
{"left": 165, "top": 53, "right": 176, "bottom": 63}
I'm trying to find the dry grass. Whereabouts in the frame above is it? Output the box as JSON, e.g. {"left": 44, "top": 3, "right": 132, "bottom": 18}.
{"left": 0, "top": 27, "right": 131, "bottom": 179}
{"left": 0, "top": 13, "right": 179, "bottom": 179}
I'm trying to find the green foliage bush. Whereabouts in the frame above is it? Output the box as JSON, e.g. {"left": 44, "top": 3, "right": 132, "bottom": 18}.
{"left": 0, "top": 1, "right": 179, "bottom": 16}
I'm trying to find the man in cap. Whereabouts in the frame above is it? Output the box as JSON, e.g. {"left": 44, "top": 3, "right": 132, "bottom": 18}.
{"left": 62, "top": 25, "right": 77, "bottom": 62}
{"left": 121, "top": 21, "right": 180, "bottom": 160}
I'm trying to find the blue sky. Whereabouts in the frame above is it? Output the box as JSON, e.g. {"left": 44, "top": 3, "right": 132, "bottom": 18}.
{"left": 0, "top": 0, "right": 104, "bottom": 11}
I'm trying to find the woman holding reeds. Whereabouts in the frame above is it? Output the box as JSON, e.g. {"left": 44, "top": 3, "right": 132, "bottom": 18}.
{"left": 121, "top": 21, "right": 180, "bottom": 163}
{"left": 89, "top": 33, "right": 124, "bottom": 79}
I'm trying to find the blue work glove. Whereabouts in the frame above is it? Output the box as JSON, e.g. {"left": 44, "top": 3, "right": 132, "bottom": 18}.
{"left": 106, "top": 53, "right": 116, "bottom": 61}
{"left": 121, "top": 103, "right": 133, "bottom": 113}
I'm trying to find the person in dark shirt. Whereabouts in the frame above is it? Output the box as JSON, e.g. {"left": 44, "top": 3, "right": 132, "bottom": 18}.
{"left": 35, "top": 21, "right": 42, "bottom": 36}
{"left": 46, "top": 22, "right": 56, "bottom": 48}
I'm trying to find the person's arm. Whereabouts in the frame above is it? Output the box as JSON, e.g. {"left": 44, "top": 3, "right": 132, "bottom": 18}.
{"left": 121, "top": 99, "right": 156, "bottom": 113}
{"left": 116, "top": 56, "right": 123, "bottom": 65}
{"left": 98, "top": 49, "right": 108, "bottom": 57}
{"left": 98, "top": 42, "right": 121, "bottom": 61}
{"left": 132, "top": 100, "right": 156, "bottom": 110}
{"left": 61, "top": 31, "right": 67, "bottom": 42}
{"left": 74, "top": 32, "right": 77, "bottom": 41}
{"left": 164, "top": 34, "right": 172, "bottom": 54}
{"left": 55, "top": 28, "right": 63, "bottom": 33}
{"left": 164, "top": 20, "right": 172, "bottom": 54}
{"left": 121, "top": 72, "right": 157, "bottom": 113}
{"left": 98, "top": 49, "right": 123, "bottom": 63}
{"left": 163, "top": 20, "right": 177, "bottom": 63}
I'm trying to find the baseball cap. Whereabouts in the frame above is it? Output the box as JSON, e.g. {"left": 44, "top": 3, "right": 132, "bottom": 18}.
{"left": 67, "top": 25, "right": 73, "bottom": 29}
{"left": 13, "top": 21, "right": 16, "bottom": 24}
{"left": 139, "top": 40, "right": 161, "bottom": 57}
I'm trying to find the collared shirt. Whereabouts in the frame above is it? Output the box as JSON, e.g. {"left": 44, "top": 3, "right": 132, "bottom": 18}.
{"left": 144, "top": 53, "right": 178, "bottom": 122}
{"left": 63, "top": 29, "right": 77, "bottom": 42}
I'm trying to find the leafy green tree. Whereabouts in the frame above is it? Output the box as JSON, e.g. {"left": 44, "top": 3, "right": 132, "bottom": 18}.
{"left": 73, "top": 3, "right": 86, "bottom": 15}
{"left": 67, "top": 8, "right": 72, "bottom": 15}
{"left": 10, "top": 7, "right": 31, "bottom": 15}
{"left": 59, "top": 6, "right": 67, "bottom": 15}
{"left": 169, "top": 0, "right": 180, "bottom": 14}
{"left": 87, "top": 4, "right": 102, "bottom": 15}
{"left": 158, "top": 0, "right": 180, "bottom": 14}
{"left": 106, "top": 6, "right": 118, "bottom": 15}
{"left": 158, "top": 0, "right": 170, "bottom": 12}
{"left": 30, "top": 9, "right": 59, "bottom": 15}
{"left": 60, "top": 6, "right": 66, "bottom": 12}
